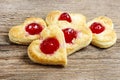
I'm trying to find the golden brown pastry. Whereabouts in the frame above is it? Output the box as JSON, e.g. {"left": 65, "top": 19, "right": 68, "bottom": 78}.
{"left": 46, "top": 10, "right": 86, "bottom": 26}
{"left": 9, "top": 17, "right": 46, "bottom": 45}
{"left": 87, "top": 16, "right": 117, "bottom": 48}
{"left": 28, "top": 25, "right": 67, "bottom": 66}
{"left": 50, "top": 21, "right": 92, "bottom": 55}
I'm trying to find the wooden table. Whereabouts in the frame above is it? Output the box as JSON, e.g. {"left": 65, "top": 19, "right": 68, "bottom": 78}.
{"left": 0, "top": 0, "right": 120, "bottom": 80}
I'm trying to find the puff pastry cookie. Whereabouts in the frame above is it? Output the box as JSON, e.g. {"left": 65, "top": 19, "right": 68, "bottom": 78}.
{"left": 28, "top": 25, "right": 67, "bottom": 66}
{"left": 52, "top": 21, "right": 92, "bottom": 55}
{"left": 9, "top": 17, "right": 46, "bottom": 45}
{"left": 46, "top": 10, "right": 86, "bottom": 26}
{"left": 87, "top": 16, "right": 117, "bottom": 48}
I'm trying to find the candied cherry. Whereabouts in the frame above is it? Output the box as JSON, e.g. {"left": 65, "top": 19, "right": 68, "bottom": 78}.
{"left": 25, "top": 23, "right": 43, "bottom": 35}
{"left": 62, "top": 28, "right": 77, "bottom": 43}
{"left": 40, "top": 37, "right": 60, "bottom": 54}
{"left": 58, "top": 12, "right": 72, "bottom": 23}
{"left": 90, "top": 22, "right": 105, "bottom": 34}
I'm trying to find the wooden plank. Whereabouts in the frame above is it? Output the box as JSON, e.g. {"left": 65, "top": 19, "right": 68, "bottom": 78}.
{"left": 0, "top": 43, "right": 120, "bottom": 59}
{"left": 0, "top": 0, "right": 120, "bottom": 80}
{"left": 0, "top": 59, "right": 120, "bottom": 80}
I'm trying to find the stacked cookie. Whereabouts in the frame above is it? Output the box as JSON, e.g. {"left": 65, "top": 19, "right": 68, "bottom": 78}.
{"left": 8, "top": 10, "right": 117, "bottom": 66}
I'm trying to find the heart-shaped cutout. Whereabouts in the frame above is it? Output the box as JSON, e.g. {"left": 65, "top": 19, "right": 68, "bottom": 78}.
{"left": 9, "top": 17, "right": 46, "bottom": 45}
{"left": 87, "top": 16, "right": 117, "bottom": 48}
{"left": 28, "top": 25, "right": 67, "bottom": 66}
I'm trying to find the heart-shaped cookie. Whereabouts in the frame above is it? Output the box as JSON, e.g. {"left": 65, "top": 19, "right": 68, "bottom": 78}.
{"left": 46, "top": 10, "right": 86, "bottom": 26}
{"left": 9, "top": 17, "right": 46, "bottom": 45}
{"left": 28, "top": 25, "right": 67, "bottom": 66}
{"left": 49, "top": 21, "right": 92, "bottom": 55}
{"left": 87, "top": 16, "right": 117, "bottom": 48}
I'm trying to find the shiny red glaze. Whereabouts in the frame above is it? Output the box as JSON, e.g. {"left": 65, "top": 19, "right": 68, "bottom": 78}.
{"left": 90, "top": 22, "right": 105, "bottom": 34}
{"left": 40, "top": 37, "right": 60, "bottom": 54}
{"left": 58, "top": 12, "right": 72, "bottom": 23}
{"left": 25, "top": 23, "right": 43, "bottom": 35}
{"left": 62, "top": 28, "right": 77, "bottom": 43}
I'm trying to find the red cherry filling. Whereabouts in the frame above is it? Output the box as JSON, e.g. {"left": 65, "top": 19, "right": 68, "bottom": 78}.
{"left": 62, "top": 28, "right": 77, "bottom": 43}
{"left": 25, "top": 23, "right": 43, "bottom": 35}
{"left": 90, "top": 22, "right": 105, "bottom": 34}
{"left": 58, "top": 12, "right": 72, "bottom": 23}
{"left": 40, "top": 37, "right": 60, "bottom": 54}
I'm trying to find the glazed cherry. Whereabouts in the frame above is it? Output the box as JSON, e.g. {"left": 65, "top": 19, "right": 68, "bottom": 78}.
{"left": 62, "top": 28, "right": 77, "bottom": 43}
{"left": 25, "top": 23, "right": 43, "bottom": 35}
{"left": 90, "top": 22, "right": 105, "bottom": 34}
{"left": 58, "top": 13, "right": 72, "bottom": 23}
{"left": 40, "top": 37, "right": 60, "bottom": 54}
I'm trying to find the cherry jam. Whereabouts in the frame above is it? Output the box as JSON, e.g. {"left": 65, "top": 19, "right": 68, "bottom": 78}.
{"left": 62, "top": 28, "right": 77, "bottom": 43}
{"left": 25, "top": 23, "right": 43, "bottom": 35}
{"left": 58, "top": 13, "right": 72, "bottom": 23}
{"left": 40, "top": 37, "right": 60, "bottom": 54}
{"left": 90, "top": 22, "right": 105, "bottom": 34}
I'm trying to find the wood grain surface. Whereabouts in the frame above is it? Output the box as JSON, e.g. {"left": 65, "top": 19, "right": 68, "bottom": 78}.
{"left": 0, "top": 0, "right": 120, "bottom": 80}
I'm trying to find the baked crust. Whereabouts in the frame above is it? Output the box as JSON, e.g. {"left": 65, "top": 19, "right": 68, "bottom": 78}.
{"left": 28, "top": 25, "right": 67, "bottom": 66}
{"left": 8, "top": 17, "right": 46, "bottom": 45}
{"left": 87, "top": 16, "right": 117, "bottom": 48}
{"left": 46, "top": 10, "right": 86, "bottom": 26}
